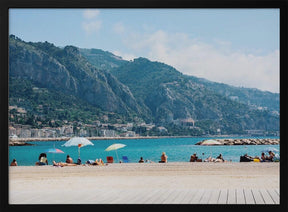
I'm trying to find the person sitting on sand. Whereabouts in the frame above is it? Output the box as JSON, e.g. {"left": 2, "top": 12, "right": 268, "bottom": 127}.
{"left": 190, "top": 153, "right": 198, "bottom": 162}
{"left": 10, "top": 159, "right": 18, "bottom": 166}
{"left": 215, "top": 153, "right": 225, "bottom": 162}
{"left": 159, "top": 152, "right": 168, "bottom": 163}
{"left": 66, "top": 155, "right": 73, "bottom": 163}
{"left": 36, "top": 153, "right": 48, "bottom": 165}
{"left": 267, "top": 151, "right": 275, "bottom": 161}
{"left": 75, "top": 158, "right": 82, "bottom": 165}
{"left": 139, "top": 157, "right": 144, "bottom": 163}
{"left": 260, "top": 152, "right": 267, "bottom": 161}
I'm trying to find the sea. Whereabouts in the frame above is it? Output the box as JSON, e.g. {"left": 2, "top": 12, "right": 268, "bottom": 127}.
{"left": 9, "top": 136, "right": 280, "bottom": 166}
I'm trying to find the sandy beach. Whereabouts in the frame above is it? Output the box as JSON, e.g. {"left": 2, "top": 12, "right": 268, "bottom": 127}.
{"left": 9, "top": 162, "right": 279, "bottom": 204}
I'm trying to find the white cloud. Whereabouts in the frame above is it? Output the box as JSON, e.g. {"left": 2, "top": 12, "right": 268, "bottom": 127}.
{"left": 82, "top": 9, "right": 102, "bottom": 34}
{"left": 113, "top": 22, "right": 125, "bottom": 34}
{"left": 82, "top": 20, "right": 102, "bottom": 34}
{"left": 83, "top": 9, "right": 100, "bottom": 19}
{"left": 119, "top": 30, "right": 279, "bottom": 93}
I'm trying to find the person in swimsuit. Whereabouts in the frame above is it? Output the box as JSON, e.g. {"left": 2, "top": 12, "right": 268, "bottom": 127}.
{"left": 159, "top": 152, "right": 168, "bottom": 163}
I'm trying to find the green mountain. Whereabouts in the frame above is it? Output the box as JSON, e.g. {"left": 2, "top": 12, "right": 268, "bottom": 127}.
{"left": 9, "top": 35, "right": 279, "bottom": 135}
{"left": 110, "top": 58, "right": 279, "bottom": 134}
{"left": 9, "top": 35, "right": 149, "bottom": 124}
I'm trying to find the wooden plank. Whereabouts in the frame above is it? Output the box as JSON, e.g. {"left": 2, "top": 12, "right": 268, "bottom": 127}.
{"left": 218, "top": 189, "right": 228, "bottom": 204}
{"left": 141, "top": 188, "right": 164, "bottom": 204}
{"left": 168, "top": 189, "right": 190, "bottom": 204}
{"left": 274, "top": 188, "right": 279, "bottom": 196}
{"left": 227, "top": 189, "right": 236, "bottom": 204}
{"left": 181, "top": 189, "right": 198, "bottom": 204}
{"left": 243, "top": 189, "right": 255, "bottom": 204}
{"left": 208, "top": 189, "right": 220, "bottom": 204}
{"left": 162, "top": 189, "right": 181, "bottom": 204}
{"left": 133, "top": 189, "right": 159, "bottom": 204}
{"left": 84, "top": 189, "right": 108, "bottom": 204}
{"left": 199, "top": 189, "right": 212, "bottom": 204}
{"left": 177, "top": 189, "right": 192, "bottom": 204}
{"left": 106, "top": 189, "right": 130, "bottom": 204}
{"left": 98, "top": 189, "right": 124, "bottom": 204}
{"left": 126, "top": 189, "right": 146, "bottom": 204}
{"left": 149, "top": 188, "right": 173, "bottom": 204}
{"left": 267, "top": 189, "right": 279, "bottom": 204}
{"left": 117, "top": 189, "right": 144, "bottom": 204}
{"left": 259, "top": 189, "right": 275, "bottom": 204}
{"left": 19, "top": 188, "right": 277, "bottom": 205}
{"left": 160, "top": 189, "right": 179, "bottom": 204}
{"left": 236, "top": 189, "right": 246, "bottom": 204}
{"left": 190, "top": 189, "right": 205, "bottom": 204}
{"left": 251, "top": 189, "right": 265, "bottom": 204}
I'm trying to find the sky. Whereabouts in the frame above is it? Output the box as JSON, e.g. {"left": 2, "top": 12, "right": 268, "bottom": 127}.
{"left": 9, "top": 9, "right": 279, "bottom": 93}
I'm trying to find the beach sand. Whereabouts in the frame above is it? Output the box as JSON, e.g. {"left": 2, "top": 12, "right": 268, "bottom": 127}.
{"left": 9, "top": 162, "right": 280, "bottom": 204}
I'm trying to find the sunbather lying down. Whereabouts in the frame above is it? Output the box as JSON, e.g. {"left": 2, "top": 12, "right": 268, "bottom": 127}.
{"left": 52, "top": 161, "right": 77, "bottom": 167}
{"left": 86, "top": 158, "right": 106, "bottom": 166}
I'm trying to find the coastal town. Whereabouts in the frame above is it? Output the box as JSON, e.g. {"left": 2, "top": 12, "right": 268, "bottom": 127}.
{"left": 9, "top": 120, "right": 157, "bottom": 139}
{"left": 9, "top": 104, "right": 279, "bottom": 144}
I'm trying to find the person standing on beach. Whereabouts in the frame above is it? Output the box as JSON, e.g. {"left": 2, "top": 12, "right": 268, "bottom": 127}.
{"left": 159, "top": 152, "right": 168, "bottom": 163}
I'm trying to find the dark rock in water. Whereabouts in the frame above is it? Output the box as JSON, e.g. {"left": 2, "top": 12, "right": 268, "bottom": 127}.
{"left": 9, "top": 141, "right": 35, "bottom": 146}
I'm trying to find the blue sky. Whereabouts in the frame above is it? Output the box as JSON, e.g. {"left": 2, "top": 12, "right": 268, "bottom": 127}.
{"left": 9, "top": 9, "right": 279, "bottom": 93}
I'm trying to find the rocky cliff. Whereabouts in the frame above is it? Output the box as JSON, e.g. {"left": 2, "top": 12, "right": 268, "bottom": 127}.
{"left": 9, "top": 36, "right": 148, "bottom": 120}
{"left": 9, "top": 35, "right": 280, "bottom": 135}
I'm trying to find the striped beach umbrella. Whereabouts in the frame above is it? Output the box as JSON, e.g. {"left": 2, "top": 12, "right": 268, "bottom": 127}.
{"left": 45, "top": 148, "right": 64, "bottom": 153}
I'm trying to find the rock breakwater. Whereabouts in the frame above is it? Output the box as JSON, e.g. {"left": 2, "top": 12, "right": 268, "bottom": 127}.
{"left": 196, "top": 138, "right": 279, "bottom": 145}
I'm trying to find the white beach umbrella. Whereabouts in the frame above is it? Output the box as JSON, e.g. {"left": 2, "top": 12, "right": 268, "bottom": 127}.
{"left": 105, "top": 143, "right": 126, "bottom": 162}
{"left": 62, "top": 137, "right": 94, "bottom": 158}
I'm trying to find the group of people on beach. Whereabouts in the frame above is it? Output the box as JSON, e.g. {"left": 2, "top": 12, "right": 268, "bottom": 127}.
{"left": 189, "top": 153, "right": 228, "bottom": 162}
{"left": 137, "top": 152, "right": 167, "bottom": 163}
{"left": 34, "top": 153, "right": 83, "bottom": 167}
{"left": 10, "top": 149, "right": 279, "bottom": 166}
{"left": 240, "top": 151, "right": 278, "bottom": 162}
{"left": 32, "top": 152, "right": 108, "bottom": 167}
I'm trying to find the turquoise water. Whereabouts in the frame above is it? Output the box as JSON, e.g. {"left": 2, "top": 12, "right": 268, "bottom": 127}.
{"left": 9, "top": 137, "right": 279, "bottom": 166}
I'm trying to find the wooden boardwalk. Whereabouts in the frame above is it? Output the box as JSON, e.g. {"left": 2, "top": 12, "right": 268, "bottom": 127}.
{"left": 9, "top": 163, "right": 280, "bottom": 205}
{"left": 10, "top": 188, "right": 279, "bottom": 204}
